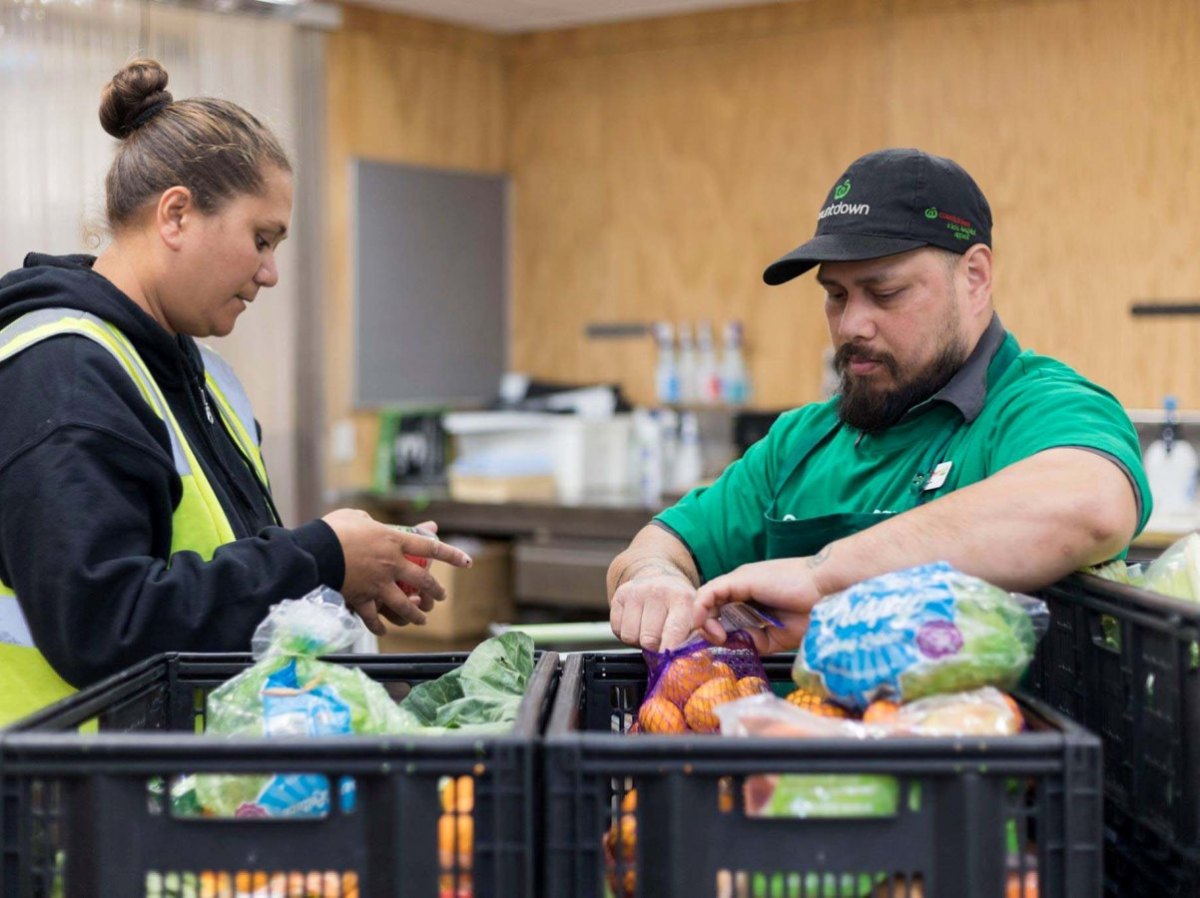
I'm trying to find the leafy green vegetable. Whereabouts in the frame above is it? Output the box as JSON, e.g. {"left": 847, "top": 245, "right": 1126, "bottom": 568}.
{"left": 1090, "top": 533, "right": 1200, "bottom": 602}
{"left": 1142, "top": 533, "right": 1200, "bottom": 601}
{"left": 397, "top": 632, "right": 534, "bottom": 732}
{"left": 899, "top": 587, "right": 1036, "bottom": 701}
{"left": 795, "top": 563, "right": 1045, "bottom": 707}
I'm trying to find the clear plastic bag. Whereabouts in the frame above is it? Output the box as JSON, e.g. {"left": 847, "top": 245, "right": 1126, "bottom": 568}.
{"left": 715, "top": 686, "right": 1024, "bottom": 740}
{"left": 793, "top": 562, "right": 1047, "bottom": 711}
{"left": 195, "top": 588, "right": 409, "bottom": 818}
{"left": 870, "top": 686, "right": 1025, "bottom": 737}
{"left": 637, "top": 630, "right": 769, "bottom": 735}
{"left": 715, "top": 692, "right": 872, "bottom": 739}
{"left": 1141, "top": 531, "right": 1200, "bottom": 601}
{"left": 1089, "top": 532, "right": 1200, "bottom": 602}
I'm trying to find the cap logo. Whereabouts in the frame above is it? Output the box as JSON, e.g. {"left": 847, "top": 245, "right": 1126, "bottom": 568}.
{"left": 833, "top": 179, "right": 852, "bottom": 200}
{"left": 923, "top": 207, "right": 978, "bottom": 241}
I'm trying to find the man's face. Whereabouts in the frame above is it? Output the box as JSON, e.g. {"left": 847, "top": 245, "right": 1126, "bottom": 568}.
{"left": 818, "top": 248, "right": 969, "bottom": 433}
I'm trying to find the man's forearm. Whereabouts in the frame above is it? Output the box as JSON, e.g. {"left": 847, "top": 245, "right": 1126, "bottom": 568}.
{"left": 807, "top": 448, "right": 1139, "bottom": 596}
{"left": 606, "top": 525, "right": 701, "bottom": 601}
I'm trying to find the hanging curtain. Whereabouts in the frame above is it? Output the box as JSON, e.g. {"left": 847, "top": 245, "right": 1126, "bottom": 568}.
{"left": 0, "top": 0, "right": 314, "bottom": 524}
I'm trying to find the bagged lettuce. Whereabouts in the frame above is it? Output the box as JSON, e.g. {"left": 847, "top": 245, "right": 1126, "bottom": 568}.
{"left": 1089, "top": 532, "right": 1200, "bottom": 602}
{"left": 1141, "top": 532, "right": 1200, "bottom": 601}
{"left": 793, "top": 562, "right": 1046, "bottom": 710}
{"left": 196, "top": 589, "right": 407, "bottom": 818}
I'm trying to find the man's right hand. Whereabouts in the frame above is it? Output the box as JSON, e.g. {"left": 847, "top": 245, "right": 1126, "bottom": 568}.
{"left": 321, "top": 509, "right": 472, "bottom": 635}
{"left": 607, "top": 524, "right": 703, "bottom": 652}
{"left": 609, "top": 567, "right": 699, "bottom": 652}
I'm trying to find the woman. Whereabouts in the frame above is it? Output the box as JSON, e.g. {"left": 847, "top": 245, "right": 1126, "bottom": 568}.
{"left": 0, "top": 59, "right": 469, "bottom": 725}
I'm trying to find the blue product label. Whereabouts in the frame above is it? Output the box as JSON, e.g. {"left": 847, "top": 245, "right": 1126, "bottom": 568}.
{"left": 255, "top": 773, "right": 332, "bottom": 818}
{"left": 802, "top": 562, "right": 961, "bottom": 708}
{"left": 261, "top": 661, "right": 354, "bottom": 738}
{"left": 249, "top": 661, "right": 356, "bottom": 818}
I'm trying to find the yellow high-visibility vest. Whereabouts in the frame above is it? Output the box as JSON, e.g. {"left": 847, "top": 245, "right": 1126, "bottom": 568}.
{"left": 0, "top": 308, "right": 271, "bottom": 726}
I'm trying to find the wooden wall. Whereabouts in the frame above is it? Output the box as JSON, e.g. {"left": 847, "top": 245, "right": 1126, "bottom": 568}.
{"left": 325, "top": 0, "right": 1200, "bottom": 487}
{"left": 324, "top": 6, "right": 507, "bottom": 489}
{"left": 505, "top": 0, "right": 1200, "bottom": 410}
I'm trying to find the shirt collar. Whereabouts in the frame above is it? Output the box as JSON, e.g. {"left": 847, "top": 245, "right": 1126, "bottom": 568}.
{"left": 902, "top": 312, "right": 1006, "bottom": 425}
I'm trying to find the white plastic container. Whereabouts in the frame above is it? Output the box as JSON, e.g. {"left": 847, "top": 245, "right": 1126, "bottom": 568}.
{"left": 443, "top": 411, "right": 633, "bottom": 502}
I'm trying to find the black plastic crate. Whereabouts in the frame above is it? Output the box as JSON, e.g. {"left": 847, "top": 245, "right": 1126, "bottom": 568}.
{"left": 544, "top": 651, "right": 1102, "bottom": 898}
{"left": 1028, "top": 573, "right": 1200, "bottom": 853}
{"left": 1102, "top": 801, "right": 1200, "bottom": 898}
{"left": 0, "top": 650, "right": 559, "bottom": 898}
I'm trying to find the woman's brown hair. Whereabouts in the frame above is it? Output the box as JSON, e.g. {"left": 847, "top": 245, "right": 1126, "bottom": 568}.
{"left": 99, "top": 59, "right": 291, "bottom": 227}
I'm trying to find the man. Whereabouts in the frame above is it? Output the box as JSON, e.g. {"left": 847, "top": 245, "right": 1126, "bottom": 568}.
{"left": 608, "top": 148, "right": 1149, "bottom": 654}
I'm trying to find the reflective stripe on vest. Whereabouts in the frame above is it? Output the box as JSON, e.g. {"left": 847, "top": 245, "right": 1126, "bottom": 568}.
{"left": 0, "top": 308, "right": 267, "bottom": 726}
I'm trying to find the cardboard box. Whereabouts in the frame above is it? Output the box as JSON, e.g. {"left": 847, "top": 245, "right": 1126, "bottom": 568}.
{"left": 448, "top": 471, "right": 558, "bottom": 503}
{"left": 378, "top": 537, "right": 513, "bottom": 646}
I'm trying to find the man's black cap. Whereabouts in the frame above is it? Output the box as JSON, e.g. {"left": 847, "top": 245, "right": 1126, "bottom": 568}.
{"left": 763, "top": 148, "right": 993, "bottom": 285}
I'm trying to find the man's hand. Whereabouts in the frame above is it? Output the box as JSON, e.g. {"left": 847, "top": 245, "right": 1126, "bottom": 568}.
{"left": 610, "top": 564, "right": 698, "bottom": 651}
{"left": 607, "top": 525, "right": 703, "bottom": 651}
{"left": 321, "top": 510, "right": 472, "bottom": 635}
{"left": 693, "top": 557, "right": 826, "bottom": 653}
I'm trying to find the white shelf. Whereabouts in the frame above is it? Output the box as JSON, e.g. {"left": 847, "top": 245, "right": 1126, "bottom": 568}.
{"left": 1126, "top": 408, "right": 1200, "bottom": 426}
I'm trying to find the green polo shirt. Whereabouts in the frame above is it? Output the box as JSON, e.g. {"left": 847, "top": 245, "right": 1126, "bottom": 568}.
{"left": 656, "top": 316, "right": 1151, "bottom": 582}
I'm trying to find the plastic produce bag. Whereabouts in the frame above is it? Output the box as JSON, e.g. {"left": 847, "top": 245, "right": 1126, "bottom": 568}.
{"left": 195, "top": 589, "right": 408, "bottom": 818}
{"left": 1090, "top": 558, "right": 1144, "bottom": 586}
{"left": 716, "top": 692, "right": 872, "bottom": 739}
{"left": 870, "top": 686, "right": 1024, "bottom": 737}
{"left": 1141, "top": 532, "right": 1200, "bottom": 601}
{"left": 793, "top": 562, "right": 1047, "bottom": 711}
{"left": 717, "top": 687, "right": 1024, "bottom": 740}
{"left": 637, "top": 630, "right": 770, "bottom": 734}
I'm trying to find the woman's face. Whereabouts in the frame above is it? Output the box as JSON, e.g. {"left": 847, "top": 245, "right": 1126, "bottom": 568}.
{"left": 164, "top": 166, "right": 293, "bottom": 338}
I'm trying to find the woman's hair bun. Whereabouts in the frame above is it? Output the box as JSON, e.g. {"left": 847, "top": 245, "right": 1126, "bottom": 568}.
{"left": 99, "top": 59, "right": 174, "bottom": 139}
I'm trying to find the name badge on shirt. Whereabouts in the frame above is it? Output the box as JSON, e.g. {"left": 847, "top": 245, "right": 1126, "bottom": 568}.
{"left": 924, "top": 461, "right": 953, "bottom": 491}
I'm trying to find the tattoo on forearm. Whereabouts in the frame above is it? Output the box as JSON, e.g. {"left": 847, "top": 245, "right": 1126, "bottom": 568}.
{"left": 807, "top": 546, "right": 832, "bottom": 569}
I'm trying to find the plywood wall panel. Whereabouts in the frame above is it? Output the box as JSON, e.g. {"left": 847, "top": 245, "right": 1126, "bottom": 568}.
{"left": 325, "top": 6, "right": 507, "bottom": 490}
{"left": 508, "top": 9, "right": 890, "bottom": 407}
{"left": 886, "top": 0, "right": 1200, "bottom": 408}
{"left": 505, "top": 0, "right": 1200, "bottom": 411}
{"left": 324, "top": 0, "right": 1200, "bottom": 491}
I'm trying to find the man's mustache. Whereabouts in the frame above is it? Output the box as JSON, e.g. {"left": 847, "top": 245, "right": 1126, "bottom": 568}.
{"left": 834, "top": 344, "right": 899, "bottom": 377}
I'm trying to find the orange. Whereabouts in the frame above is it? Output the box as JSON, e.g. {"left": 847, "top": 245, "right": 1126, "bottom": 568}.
{"left": 439, "top": 775, "right": 474, "bottom": 814}
{"left": 863, "top": 699, "right": 901, "bottom": 725}
{"left": 620, "top": 789, "right": 638, "bottom": 813}
{"left": 638, "top": 695, "right": 688, "bottom": 734}
{"left": 438, "top": 813, "right": 474, "bottom": 871}
{"left": 658, "top": 653, "right": 716, "bottom": 706}
{"left": 784, "top": 688, "right": 852, "bottom": 719}
{"left": 735, "top": 676, "right": 768, "bottom": 698}
{"left": 711, "top": 661, "right": 736, "bottom": 682}
{"left": 1000, "top": 693, "right": 1025, "bottom": 731}
{"left": 684, "top": 676, "right": 740, "bottom": 733}
{"left": 1006, "top": 870, "right": 1038, "bottom": 898}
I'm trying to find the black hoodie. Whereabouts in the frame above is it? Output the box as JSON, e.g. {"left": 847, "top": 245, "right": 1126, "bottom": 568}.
{"left": 0, "top": 253, "right": 344, "bottom": 687}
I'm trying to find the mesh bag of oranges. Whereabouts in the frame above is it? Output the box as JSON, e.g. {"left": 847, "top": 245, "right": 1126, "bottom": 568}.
{"left": 636, "top": 631, "right": 770, "bottom": 735}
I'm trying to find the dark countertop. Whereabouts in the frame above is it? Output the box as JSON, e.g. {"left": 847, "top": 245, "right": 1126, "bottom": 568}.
{"left": 343, "top": 487, "right": 1172, "bottom": 561}
{"left": 343, "top": 488, "right": 665, "bottom": 541}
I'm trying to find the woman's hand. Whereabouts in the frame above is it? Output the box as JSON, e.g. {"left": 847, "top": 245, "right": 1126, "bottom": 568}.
{"left": 321, "top": 509, "right": 472, "bottom": 635}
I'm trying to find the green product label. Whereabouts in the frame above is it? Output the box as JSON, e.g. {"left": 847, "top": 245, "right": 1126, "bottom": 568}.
{"left": 753, "top": 774, "right": 900, "bottom": 819}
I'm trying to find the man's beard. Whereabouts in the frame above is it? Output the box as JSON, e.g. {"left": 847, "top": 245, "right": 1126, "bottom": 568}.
{"left": 835, "top": 332, "right": 967, "bottom": 434}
